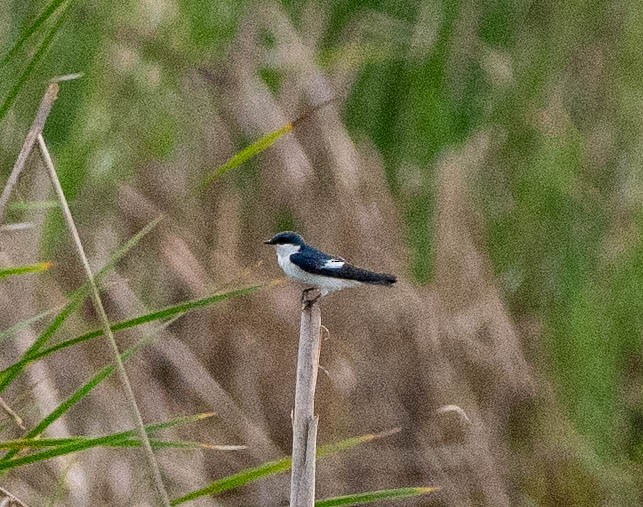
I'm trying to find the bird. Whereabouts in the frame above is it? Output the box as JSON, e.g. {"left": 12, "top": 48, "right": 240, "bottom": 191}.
{"left": 264, "top": 231, "right": 396, "bottom": 298}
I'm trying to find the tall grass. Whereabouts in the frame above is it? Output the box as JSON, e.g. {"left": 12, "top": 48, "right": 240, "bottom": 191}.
{"left": 1, "top": 0, "right": 641, "bottom": 504}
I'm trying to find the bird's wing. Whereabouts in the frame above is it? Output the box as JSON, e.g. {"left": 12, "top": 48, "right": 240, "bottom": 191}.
{"left": 290, "top": 248, "right": 339, "bottom": 275}
{"left": 290, "top": 249, "right": 395, "bottom": 285}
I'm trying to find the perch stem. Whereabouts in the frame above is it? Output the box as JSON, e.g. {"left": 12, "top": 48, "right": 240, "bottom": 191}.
{"left": 290, "top": 289, "right": 322, "bottom": 507}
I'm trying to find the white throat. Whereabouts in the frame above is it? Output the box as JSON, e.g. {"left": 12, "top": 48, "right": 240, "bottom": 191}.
{"left": 275, "top": 243, "right": 301, "bottom": 261}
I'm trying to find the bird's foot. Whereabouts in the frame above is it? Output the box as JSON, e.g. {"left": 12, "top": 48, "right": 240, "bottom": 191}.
{"left": 301, "top": 288, "right": 321, "bottom": 309}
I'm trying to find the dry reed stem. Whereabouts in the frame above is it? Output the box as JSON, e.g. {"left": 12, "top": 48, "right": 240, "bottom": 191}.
{"left": 37, "top": 134, "right": 171, "bottom": 507}
{"left": 0, "top": 82, "right": 59, "bottom": 224}
{"left": 0, "top": 485, "right": 30, "bottom": 507}
{"left": 290, "top": 290, "right": 322, "bottom": 507}
{"left": 0, "top": 223, "right": 34, "bottom": 233}
{"left": 0, "top": 396, "right": 26, "bottom": 430}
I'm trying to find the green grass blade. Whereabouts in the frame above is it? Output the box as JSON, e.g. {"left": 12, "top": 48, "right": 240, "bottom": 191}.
{"left": 0, "top": 437, "right": 178, "bottom": 450}
{"left": 9, "top": 284, "right": 261, "bottom": 371}
{"left": 0, "top": 437, "right": 95, "bottom": 449}
{"left": 171, "top": 455, "right": 291, "bottom": 505}
{"left": 0, "top": 308, "right": 56, "bottom": 343}
{"left": 0, "top": 335, "right": 155, "bottom": 465}
{"left": 0, "top": 291, "right": 83, "bottom": 391}
{"left": 201, "top": 123, "right": 292, "bottom": 187}
{"left": 0, "top": 317, "right": 211, "bottom": 469}
{"left": 0, "top": 439, "right": 190, "bottom": 469}
{"left": 0, "top": 2, "right": 72, "bottom": 124}
{"left": 0, "top": 261, "right": 52, "bottom": 279}
{"left": 97, "top": 438, "right": 227, "bottom": 451}
{"left": 315, "top": 428, "right": 400, "bottom": 458}
{"left": 315, "top": 487, "right": 439, "bottom": 506}
{"left": 199, "top": 97, "right": 337, "bottom": 188}
{"left": 87, "top": 435, "right": 243, "bottom": 451}
{"left": 0, "top": 413, "right": 215, "bottom": 450}
{"left": 0, "top": 414, "right": 217, "bottom": 471}
{"left": 170, "top": 428, "right": 400, "bottom": 505}
{"left": 0, "top": 217, "right": 162, "bottom": 392}
{"left": 104, "top": 412, "right": 216, "bottom": 442}
{"left": 0, "top": 437, "right": 124, "bottom": 471}
{"left": 0, "top": 0, "right": 69, "bottom": 67}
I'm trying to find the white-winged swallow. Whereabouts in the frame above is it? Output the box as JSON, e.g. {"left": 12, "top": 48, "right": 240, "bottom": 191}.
{"left": 264, "top": 231, "right": 396, "bottom": 297}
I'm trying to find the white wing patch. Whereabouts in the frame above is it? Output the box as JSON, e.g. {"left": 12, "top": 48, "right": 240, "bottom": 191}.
{"left": 323, "top": 259, "right": 345, "bottom": 269}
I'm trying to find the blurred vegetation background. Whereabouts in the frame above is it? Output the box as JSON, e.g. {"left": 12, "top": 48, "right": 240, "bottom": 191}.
{"left": 1, "top": 0, "right": 641, "bottom": 505}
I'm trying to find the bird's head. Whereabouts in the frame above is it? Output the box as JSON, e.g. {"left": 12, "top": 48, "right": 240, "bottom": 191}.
{"left": 264, "top": 231, "right": 306, "bottom": 258}
{"left": 263, "top": 231, "right": 306, "bottom": 247}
